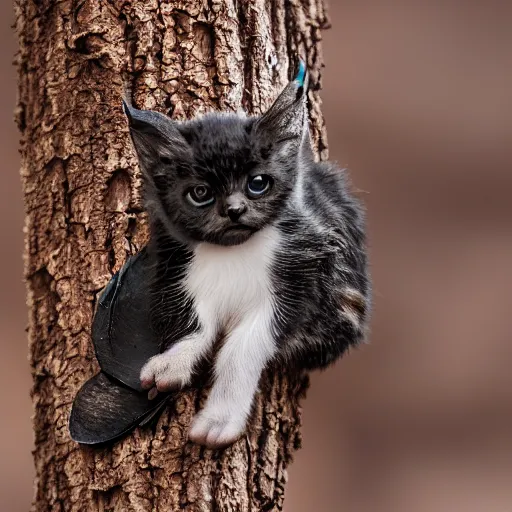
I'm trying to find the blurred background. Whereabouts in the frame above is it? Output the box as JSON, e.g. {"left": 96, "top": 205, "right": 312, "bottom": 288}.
{"left": 1, "top": 1, "right": 511, "bottom": 511}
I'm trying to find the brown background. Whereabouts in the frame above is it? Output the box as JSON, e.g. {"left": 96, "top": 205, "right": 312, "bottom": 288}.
{"left": 2, "top": 1, "right": 512, "bottom": 511}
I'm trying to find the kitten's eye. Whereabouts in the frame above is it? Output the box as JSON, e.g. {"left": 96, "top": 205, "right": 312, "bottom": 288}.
{"left": 247, "top": 175, "right": 272, "bottom": 198}
{"left": 186, "top": 185, "right": 215, "bottom": 207}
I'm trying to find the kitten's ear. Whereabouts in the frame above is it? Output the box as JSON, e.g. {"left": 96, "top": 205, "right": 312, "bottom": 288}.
{"left": 122, "top": 100, "right": 191, "bottom": 172}
{"left": 254, "top": 58, "right": 309, "bottom": 149}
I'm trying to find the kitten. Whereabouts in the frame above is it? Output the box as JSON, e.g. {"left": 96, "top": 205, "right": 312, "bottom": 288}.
{"left": 123, "top": 63, "right": 371, "bottom": 449}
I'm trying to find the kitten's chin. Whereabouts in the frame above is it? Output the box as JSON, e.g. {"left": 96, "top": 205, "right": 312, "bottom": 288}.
{"left": 211, "top": 226, "right": 258, "bottom": 246}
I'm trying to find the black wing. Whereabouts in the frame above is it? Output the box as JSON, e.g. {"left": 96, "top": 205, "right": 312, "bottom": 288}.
{"left": 69, "top": 247, "right": 172, "bottom": 445}
{"left": 93, "top": 248, "right": 160, "bottom": 391}
{"left": 69, "top": 372, "right": 169, "bottom": 444}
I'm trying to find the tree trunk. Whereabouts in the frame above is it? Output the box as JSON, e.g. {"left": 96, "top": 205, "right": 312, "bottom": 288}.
{"left": 16, "top": 0, "right": 329, "bottom": 510}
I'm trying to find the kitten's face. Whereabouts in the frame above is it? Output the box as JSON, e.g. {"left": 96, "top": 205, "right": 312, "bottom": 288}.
{"left": 152, "top": 115, "right": 298, "bottom": 246}
{"left": 125, "top": 64, "right": 309, "bottom": 246}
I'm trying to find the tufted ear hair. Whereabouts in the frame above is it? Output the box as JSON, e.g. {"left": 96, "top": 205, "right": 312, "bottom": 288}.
{"left": 254, "top": 58, "right": 310, "bottom": 149}
{"left": 122, "top": 101, "right": 192, "bottom": 174}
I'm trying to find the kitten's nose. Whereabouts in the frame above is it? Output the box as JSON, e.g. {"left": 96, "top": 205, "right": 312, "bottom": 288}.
{"left": 227, "top": 204, "right": 247, "bottom": 222}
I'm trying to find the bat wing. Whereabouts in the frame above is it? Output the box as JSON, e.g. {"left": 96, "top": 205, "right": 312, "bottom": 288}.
{"left": 92, "top": 247, "right": 159, "bottom": 391}
{"left": 69, "top": 372, "right": 169, "bottom": 445}
{"left": 70, "top": 247, "right": 172, "bottom": 445}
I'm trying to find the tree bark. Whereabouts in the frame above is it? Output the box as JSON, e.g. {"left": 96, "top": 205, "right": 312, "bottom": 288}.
{"left": 16, "top": 0, "right": 329, "bottom": 510}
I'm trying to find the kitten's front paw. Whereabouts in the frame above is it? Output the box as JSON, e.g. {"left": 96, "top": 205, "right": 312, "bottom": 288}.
{"left": 140, "top": 351, "right": 192, "bottom": 392}
{"left": 188, "top": 409, "right": 246, "bottom": 449}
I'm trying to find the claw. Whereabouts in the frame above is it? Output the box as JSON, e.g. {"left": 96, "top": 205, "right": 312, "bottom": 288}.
{"left": 148, "top": 387, "right": 159, "bottom": 400}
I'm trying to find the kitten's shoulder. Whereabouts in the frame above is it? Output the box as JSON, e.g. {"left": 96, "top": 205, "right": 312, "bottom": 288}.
{"left": 307, "top": 160, "right": 351, "bottom": 194}
{"left": 295, "top": 159, "right": 367, "bottom": 242}
{"left": 304, "top": 160, "right": 363, "bottom": 211}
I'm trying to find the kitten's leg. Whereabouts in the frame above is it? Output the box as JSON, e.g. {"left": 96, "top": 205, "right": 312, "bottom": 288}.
{"left": 140, "top": 329, "right": 213, "bottom": 392}
{"left": 188, "top": 309, "right": 276, "bottom": 449}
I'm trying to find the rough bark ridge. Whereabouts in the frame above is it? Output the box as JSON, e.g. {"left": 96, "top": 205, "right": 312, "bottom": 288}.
{"left": 16, "top": 0, "right": 329, "bottom": 510}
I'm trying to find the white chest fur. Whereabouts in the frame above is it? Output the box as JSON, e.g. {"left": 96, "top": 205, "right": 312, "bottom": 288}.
{"left": 142, "top": 227, "right": 282, "bottom": 447}
{"left": 185, "top": 226, "right": 280, "bottom": 335}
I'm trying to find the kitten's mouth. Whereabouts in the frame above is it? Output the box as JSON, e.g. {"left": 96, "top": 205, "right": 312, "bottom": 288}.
{"left": 218, "top": 225, "right": 258, "bottom": 246}
{"left": 224, "top": 224, "right": 255, "bottom": 233}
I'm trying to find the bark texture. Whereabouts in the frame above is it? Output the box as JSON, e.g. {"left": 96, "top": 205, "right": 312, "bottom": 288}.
{"left": 16, "top": 0, "right": 329, "bottom": 510}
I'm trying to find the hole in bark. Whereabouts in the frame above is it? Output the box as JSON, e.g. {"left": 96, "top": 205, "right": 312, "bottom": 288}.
{"left": 92, "top": 486, "right": 124, "bottom": 510}
{"left": 125, "top": 207, "right": 143, "bottom": 215}
{"left": 31, "top": 267, "right": 54, "bottom": 300}
{"left": 106, "top": 170, "right": 132, "bottom": 213}
{"left": 126, "top": 217, "right": 137, "bottom": 238}
{"left": 192, "top": 22, "right": 214, "bottom": 62}
{"left": 73, "top": 33, "right": 106, "bottom": 55}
